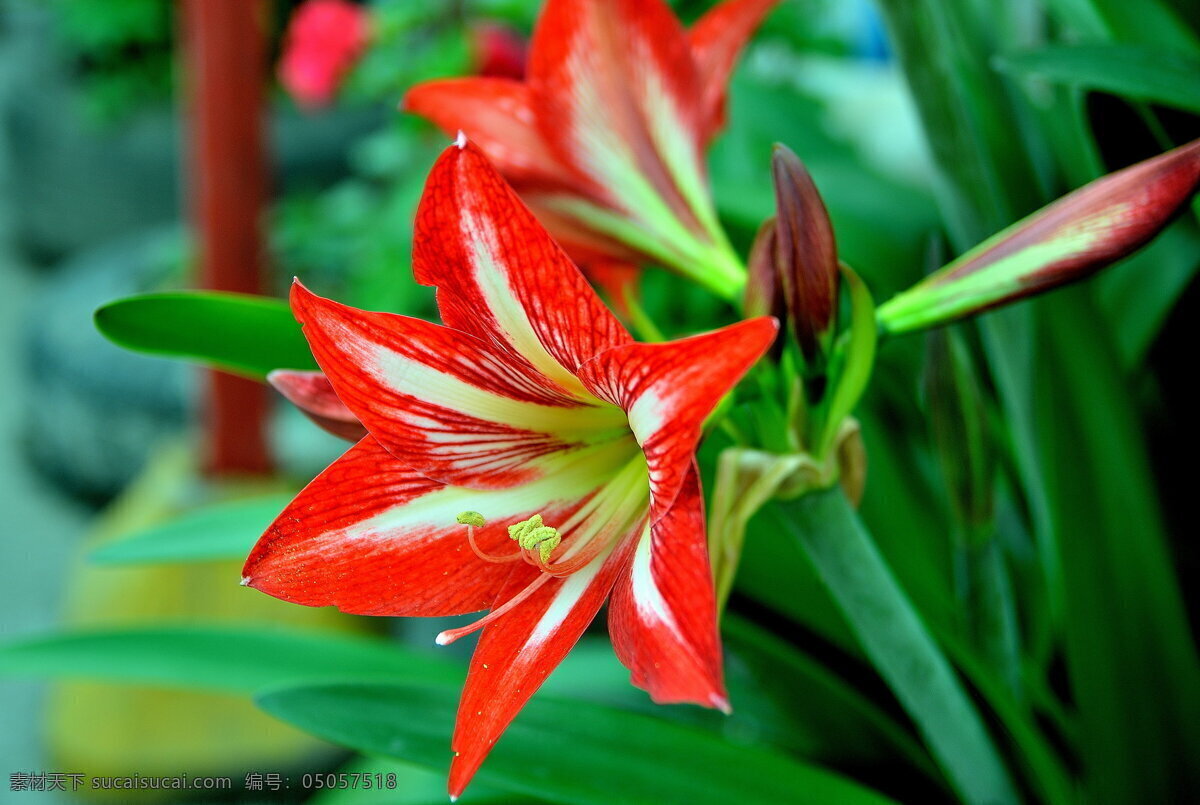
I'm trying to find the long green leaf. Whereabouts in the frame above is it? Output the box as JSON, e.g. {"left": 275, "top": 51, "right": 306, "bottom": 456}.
{"left": 94, "top": 291, "right": 316, "bottom": 378}
{"left": 258, "top": 681, "right": 897, "bottom": 805}
{"left": 0, "top": 625, "right": 458, "bottom": 692}
{"left": 999, "top": 45, "right": 1200, "bottom": 112}
{"left": 780, "top": 487, "right": 1019, "bottom": 805}
{"left": 1034, "top": 289, "right": 1200, "bottom": 802}
{"left": 90, "top": 493, "right": 294, "bottom": 566}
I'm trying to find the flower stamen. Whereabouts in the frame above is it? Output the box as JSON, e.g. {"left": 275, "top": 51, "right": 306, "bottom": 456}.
{"left": 457, "top": 511, "right": 525, "bottom": 564}
{"left": 435, "top": 572, "right": 554, "bottom": 646}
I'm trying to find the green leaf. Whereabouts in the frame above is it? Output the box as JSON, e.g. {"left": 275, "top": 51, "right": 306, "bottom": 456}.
{"left": 1096, "top": 218, "right": 1200, "bottom": 367}
{"left": 779, "top": 487, "right": 1019, "bottom": 805}
{"left": 90, "top": 493, "right": 294, "bottom": 566}
{"left": 94, "top": 291, "right": 317, "bottom": 379}
{"left": 722, "top": 617, "right": 940, "bottom": 781}
{"left": 0, "top": 625, "right": 459, "bottom": 693}
{"left": 310, "top": 756, "right": 525, "bottom": 805}
{"left": 258, "top": 682, "right": 898, "bottom": 805}
{"left": 1043, "top": 0, "right": 1200, "bottom": 55}
{"left": 999, "top": 45, "right": 1200, "bottom": 113}
{"left": 1034, "top": 289, "right": 1200, "bottom": 802}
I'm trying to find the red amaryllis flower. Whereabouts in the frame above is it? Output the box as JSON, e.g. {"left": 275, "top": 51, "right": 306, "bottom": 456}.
{"left": 403, "top": 0, "right": 780, "bottom": 300}
{"left": 243, "top": 140, "right": 777, "bottom": 797}
{"left": 278, "top": 0, "right": 369, "bottom": 109}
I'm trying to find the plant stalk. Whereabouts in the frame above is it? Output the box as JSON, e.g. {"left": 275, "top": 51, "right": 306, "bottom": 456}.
{"left": 780, "top": 487, "right": 1019, "bottom": 805}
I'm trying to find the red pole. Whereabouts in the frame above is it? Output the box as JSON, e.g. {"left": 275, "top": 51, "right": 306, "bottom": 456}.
{"left": 180, "top": 0, "right": 273, "bottom": 476}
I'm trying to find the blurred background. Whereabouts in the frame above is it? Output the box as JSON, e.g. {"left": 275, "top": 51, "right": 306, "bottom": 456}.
{"left": 1, "top": 0, "right": 1197, "bottom": 802}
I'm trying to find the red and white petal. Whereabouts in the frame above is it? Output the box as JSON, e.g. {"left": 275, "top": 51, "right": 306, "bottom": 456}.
{"left": 413, "top": 142, "right": 631, "bottom": 393}
{"left": 242, "top": 436, "right": 606, "bottom": 617}
{"left": 688, "top": 0, "right": 781, "bottom": 141}
{"left": 267, "top": 369, "right": 367, "bottom": 442}
{"left": 577, "top": 316, "right": 778, "bottom": 516}
{"left": 528, "top": 0, "right": 710, "bottom": 232}
{"left": 401, "top": 78, "right": 574, "bottom": 192}
{"left": 609, "top": 467, "right": 727, "bottom": 708}
{"left": 446, "top": 531, "right": 640, "bottom": 799}
{"left": 292, "top": 281, "right": 626, "bottom": 489}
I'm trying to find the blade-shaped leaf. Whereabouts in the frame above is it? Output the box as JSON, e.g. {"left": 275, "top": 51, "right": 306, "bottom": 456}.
{"left": 258, "top": 681, "right": 898, "bottom": 805}
{"left": 780, "top": 487, "right": 1019, "bottom": 805}
{"left": 1034, "top": 290, "right": 1200, "bottom": 802}
{"left": 89, "top": 493, "right": 295, "bottom": 566}
{"left": 0, "top": 625, "right": 459, "bottom": 692}
{"left": 94, "top": 291, "right": 317, "bottom": 378}
{"left": 999, "top": 45, "right": 1200, "bottom": 113}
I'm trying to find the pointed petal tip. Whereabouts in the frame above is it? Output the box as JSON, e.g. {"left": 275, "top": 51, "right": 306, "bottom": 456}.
{"left": 240, "top": 575, "right": 252, "bottom": 587}
{"left": 454, "top": 129, "right": 468, "bottom": 149}
{"left": 449, "top": 796, "right": 458, "bottom": 803}
{"left": 711, "top": 693, "right": 732, "bottom": 714}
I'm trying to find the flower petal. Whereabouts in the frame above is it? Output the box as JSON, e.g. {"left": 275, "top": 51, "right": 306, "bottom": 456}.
{"left": 688, "top": 0, "right": 781, "bottom": 140}
{"left": 609, "top": 467, "right": 727, "bottom": 708}
{"left": 267, "top": 369, "right": 367, "bottom": 442}
{"left": 447, "top": 531, "right": 640, "bottom": 799}
{"left": 577, "top": 316, "right": 778, "bottom": 516}
{"left": 242, "top": 436, "right": 609, "bottom": 616}
{"left": 291, "top": 281, "right": 627, "bottom": 489}
{"left": 413, "top": 141, "right": 632, "bottom": 395}
{"left": 401, "top": 78, "right": 573, "bottom": 191}
{"left": 528, "top": 0, "right": 710, "bottom": 232}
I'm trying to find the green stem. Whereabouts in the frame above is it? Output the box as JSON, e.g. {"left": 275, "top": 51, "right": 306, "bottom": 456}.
{"left": 780, "top": 488, "right": 1020, "bottom": 805}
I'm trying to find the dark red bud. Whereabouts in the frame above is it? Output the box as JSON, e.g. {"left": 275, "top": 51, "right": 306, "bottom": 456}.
{"left": 771, "top": 144, "right": 838, "bottom": 363}
{"left": 743, "top": 217, "right": 781, "bottom": 319}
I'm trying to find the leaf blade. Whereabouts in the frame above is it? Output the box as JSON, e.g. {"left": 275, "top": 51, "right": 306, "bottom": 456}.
{"left": 94, "top": 291, "right": 317, "bottom": 379}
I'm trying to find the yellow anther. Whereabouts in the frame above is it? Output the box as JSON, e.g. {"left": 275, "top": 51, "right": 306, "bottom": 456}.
{"left": 456, "top": 511, "right": 486, "bottom": 528}
{"left": 507, "top": 514, "right": 561, "bottom": 562}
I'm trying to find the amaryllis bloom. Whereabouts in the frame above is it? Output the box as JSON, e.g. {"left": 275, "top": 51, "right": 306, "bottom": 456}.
{"left": 243, "top": 139, "right": 777, "bottom": 797}
{"left": 403, "top": 0, "right": 781, "bottom": 300}
{"left": 278, "top": 0, "right": 369, "bottom": 109}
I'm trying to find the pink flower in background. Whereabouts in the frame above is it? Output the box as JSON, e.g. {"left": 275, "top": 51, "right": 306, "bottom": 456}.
{"left": 279, "top": 0, "right": 369, "bottom": 108}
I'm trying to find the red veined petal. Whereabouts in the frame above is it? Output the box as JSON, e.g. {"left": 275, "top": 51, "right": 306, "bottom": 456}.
{"left": 609, "top": 467, "right": 727, "bottom": 708}
{"left": 267, "top": 369, "right": 367, "bottom": 442}
{"left": 577, "top": 316, "right": 778, "bottom": 516}
{"left": 291, "top": 281, "right": 627, "bottom": 490}
{"left": 413, "top": 141, "right": 632, "bottom": 394}
{"left": 528, "top": 0, "right": 708, "bottom": 228}
{"left": 689, "top": 0, "right": 781, "bottom": 140}
{"left": 243, "top": 436, "right": 596, "bottom": 617}
{"left": 447, "top": 529, "right": 641, "bottom": 799}
{"left": 402, "top": 78, "right": 573, "bottom": 191}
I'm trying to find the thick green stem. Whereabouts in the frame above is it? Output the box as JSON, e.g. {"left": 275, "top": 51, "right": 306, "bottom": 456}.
{"left": 780, "top": 487, "right": 1019, "bottom": 805}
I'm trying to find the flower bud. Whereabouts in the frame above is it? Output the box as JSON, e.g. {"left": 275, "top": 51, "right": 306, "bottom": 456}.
{"left": 743, "top": 218, "right": 782, "bottom": 320}
{"left": 771, "top": 144, "right": 839, "bottom": 364}
{"left": 879, "top": 139, "right": 1200, "bottom": 335}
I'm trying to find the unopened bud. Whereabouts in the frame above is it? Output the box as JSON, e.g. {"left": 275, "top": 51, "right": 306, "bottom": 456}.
{"left": 771, "top": 144, "right": 838, "bottom": 363}
{"left": 879, "top": 138, "right": 1200, "bottom": 334}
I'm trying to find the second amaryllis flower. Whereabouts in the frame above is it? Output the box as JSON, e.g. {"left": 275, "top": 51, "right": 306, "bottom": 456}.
{"left": 242, "top": 139, "right": 776, "bottom": 797}
{"left": 403, "top": 0, "right": 781, "bottom": 299}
